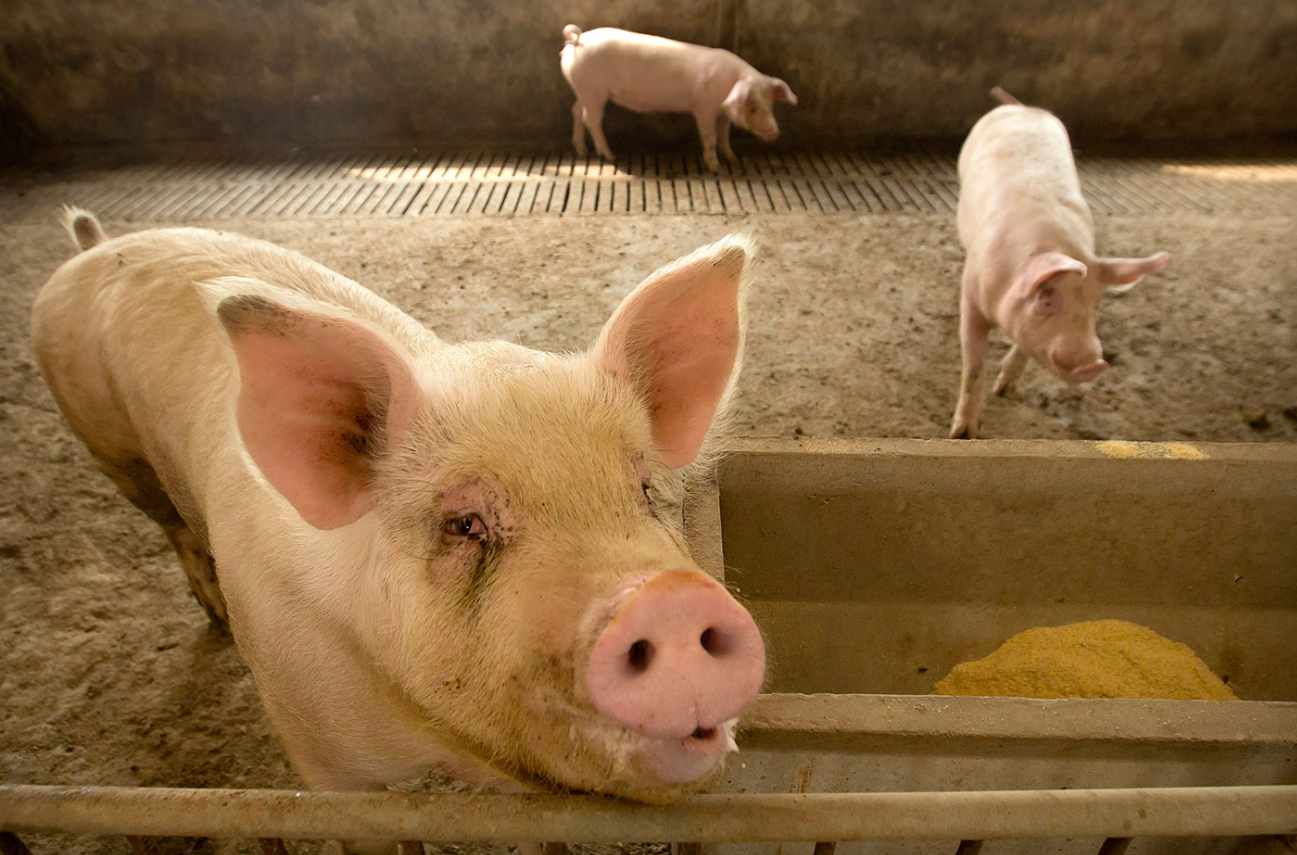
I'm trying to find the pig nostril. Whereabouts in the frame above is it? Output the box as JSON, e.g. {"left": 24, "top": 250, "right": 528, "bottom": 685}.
{"left": 690, "top": 726, "right": 716, "bottom": 740}
{"left": 699, "top": 627, "right": 730, "bottom": 657}
{"left": 627, "top": 639, "right": 654, "bottom": 674}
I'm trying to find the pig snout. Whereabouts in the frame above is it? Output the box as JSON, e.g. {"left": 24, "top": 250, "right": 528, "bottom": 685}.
{"left": 1048, "top": 336, "right": 1106, "bottom": 385}
{"left": 1069, "top": 360, "right": 1109, "bottom": 383}
{"left": 748, "top": 116, "right": 780, "bottom": 141}
{"left": 586, "top": 570, "right": 764, "bottom": 742}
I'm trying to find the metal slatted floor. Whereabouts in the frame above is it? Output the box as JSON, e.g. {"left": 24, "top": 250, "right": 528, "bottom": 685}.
{"left": 3, "top": 147, "right": 1295, "bottom": 222}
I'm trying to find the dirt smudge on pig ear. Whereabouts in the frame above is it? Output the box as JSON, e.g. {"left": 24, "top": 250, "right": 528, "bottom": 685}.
{"left": 216, "top": 294, "right": 301, "bottom": 337}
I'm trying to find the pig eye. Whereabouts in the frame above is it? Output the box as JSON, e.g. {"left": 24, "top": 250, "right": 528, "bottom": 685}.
{"left": 641, "top": 479, "right": 657, "bottom": 509}
{"left": 443, "top": 513, "right": 486, "bottom": 540}
{"left": 1035, "top": 286, "right": 1059, "bottom": 314}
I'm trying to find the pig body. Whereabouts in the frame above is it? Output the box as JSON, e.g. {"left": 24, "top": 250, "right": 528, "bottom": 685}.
{"left": 32, "top": 211, "right": 765, "bottom": 846}
{"left": 950, "top": 89, "right": 1171, "bottom": 439}
{"left": 560, "top": 25, "right": 797, "bottom": 173}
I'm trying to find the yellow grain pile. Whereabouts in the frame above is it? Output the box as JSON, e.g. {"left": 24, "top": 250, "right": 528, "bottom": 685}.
{"left": 932, "top": 619, "right": 1238, "bottom": 701}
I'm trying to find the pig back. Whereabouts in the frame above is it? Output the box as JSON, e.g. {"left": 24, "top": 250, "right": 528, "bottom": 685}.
{"left": 957, "top": 106, "right": 1089, "bottom": 248}
{"left": 31, "top": 227, "right": 432, "bottom": 539}
{"left": 569, "top": 28, "right": 744, "bottom": 113}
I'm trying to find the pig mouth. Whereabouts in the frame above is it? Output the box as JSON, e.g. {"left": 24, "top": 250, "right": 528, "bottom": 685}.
{"left": 579, "top": 710, "right": 739, "bottom": 787}
{"left": 518, "top": 685, "right": 739, "bottom": 793}
{"left": 638, "top": 719, "right": 737, "bottom": 784}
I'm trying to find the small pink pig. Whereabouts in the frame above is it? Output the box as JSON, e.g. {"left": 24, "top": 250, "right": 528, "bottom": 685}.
{"left": 560, "top": 24, "right": 797, "bottom": 173}
{"left": 950, "top": 88, "right": 1171, "bottom": 439}
{"left": 32, "top": 210, "right": 766, "bottom": 852}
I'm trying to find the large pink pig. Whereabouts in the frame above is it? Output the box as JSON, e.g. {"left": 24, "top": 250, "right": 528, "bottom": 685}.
{"left": 560, "top": 24, "right": 797, "bottom": 173}
{"left": 951, "top": 88, "right": 1171, "bottom": 439}
{"left": 31, "top": 211, "right": 765, "bottom": 850}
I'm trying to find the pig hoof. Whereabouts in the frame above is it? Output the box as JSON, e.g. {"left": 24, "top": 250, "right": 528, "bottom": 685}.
{"left": 192, "top": 593, "right": 230, "bottom": 630}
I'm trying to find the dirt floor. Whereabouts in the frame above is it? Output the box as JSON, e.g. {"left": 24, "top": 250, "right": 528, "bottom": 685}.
{"left": 1, "top": 202, "right": 1295, "bottom": 855}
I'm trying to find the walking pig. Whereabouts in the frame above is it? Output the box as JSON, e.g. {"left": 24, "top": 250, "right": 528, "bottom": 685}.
{"left": 31, "top": 211, "right": 766, "bottom": 849}
{"left": 950, "top": 88, "right": 1171, "bottom": 439}
{"left": 560, "top": 24, "right": 797, "bottom": 173}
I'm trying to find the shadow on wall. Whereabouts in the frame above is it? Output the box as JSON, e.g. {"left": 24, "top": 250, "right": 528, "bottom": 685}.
{"left": 2, "top": 0, "right": 1296, "bottom": 154}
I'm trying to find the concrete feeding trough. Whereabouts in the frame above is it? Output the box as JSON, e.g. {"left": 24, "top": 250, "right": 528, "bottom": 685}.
{"left": 2, "top": 439, "right": 1294, "bottom": 853}
{"left": 682, "top": 437, "right": 1297, "bottom": 855}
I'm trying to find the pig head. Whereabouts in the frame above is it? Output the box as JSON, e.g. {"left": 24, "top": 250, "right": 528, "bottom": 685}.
{"left": 31, "top": 216, "right": 765, "bottom": 811}
{"left": 720, "top": 73, "right": 797, "bottom": 142}
{"left": 950, "top": 92, "right": 1171, "bottom": 439}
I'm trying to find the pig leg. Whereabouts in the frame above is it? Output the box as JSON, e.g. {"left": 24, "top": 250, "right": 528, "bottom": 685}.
{"left": 291, "top": 769, "right": 396, "bottom": 854}
{"left": 163, "top": 524, "right": 227, "bottom": 625}
{"left": 694, "top": 110, "right": 722, "bottom": 172}
{"left": 950, "top": 298, "right": 991, "bottom": 440}
{"left": 992, "top": 344, "right": 1029, "bottom": 396}
{"left": 580, "top": 97, "right": 615, "bottom": 161}
{"left": 717, "top": 117, "right": 738, "bottom": 164}
{"left": 570, "top": 101, "right": 588, "bottom": 157}
{"left": 91, "top": 451, "right": 228, "bottom": 624}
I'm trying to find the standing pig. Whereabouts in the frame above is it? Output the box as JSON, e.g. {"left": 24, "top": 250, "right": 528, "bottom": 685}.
{"left": 950, "top": 88, "right": 1171, "bottom": 439}
{"left": 560, "top": 24, "right": 797, "bottom": 173}
{"left": 31, "top": 211, "right": 766, "bottom": 845}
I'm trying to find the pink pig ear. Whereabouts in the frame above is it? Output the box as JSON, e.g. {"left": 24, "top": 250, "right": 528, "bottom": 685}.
{"left": 592, "top": 235, "right": 752, "bottom": 469}
{"left": 1018, "top": 252, "right": 1088, "bottom": 299}
{"left": 215, "top": 292, "right": 422, "bottom": 530}
{"left": 771, "top": 78, "right": 798, "bottom": 105}
{"left": 1096, "top": 251, "right": 1171, "bottom": 291}
{"left": 722, "top": 80, "right": 750, "bottom": 112}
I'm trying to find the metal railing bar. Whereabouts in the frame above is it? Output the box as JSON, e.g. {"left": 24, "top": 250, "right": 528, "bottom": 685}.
{"left": 1, "top": 785, "right": 1294, "bottom": 844}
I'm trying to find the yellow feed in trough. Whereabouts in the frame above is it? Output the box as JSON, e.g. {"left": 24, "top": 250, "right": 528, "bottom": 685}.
{"left": 933, "top": 619, "right": 1238, "bottom": 701}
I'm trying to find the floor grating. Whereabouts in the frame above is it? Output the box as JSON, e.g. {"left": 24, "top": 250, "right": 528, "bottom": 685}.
{"left": 3, "top": 147, "right": 1295, "bottom": 223}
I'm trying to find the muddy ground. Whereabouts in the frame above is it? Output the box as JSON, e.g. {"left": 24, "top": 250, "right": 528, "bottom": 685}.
{"left": 1, "top": 207, "right": 1294, "bottom": 854}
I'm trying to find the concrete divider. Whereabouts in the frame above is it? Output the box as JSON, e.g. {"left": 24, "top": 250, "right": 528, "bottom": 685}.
{"left": 4, "top": 0, "right": 1295, "bottom": 152}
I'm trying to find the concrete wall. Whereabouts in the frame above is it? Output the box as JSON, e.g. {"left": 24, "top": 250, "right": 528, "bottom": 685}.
{"left": 3, "top": 0, "right": 1295, "bottom": 154}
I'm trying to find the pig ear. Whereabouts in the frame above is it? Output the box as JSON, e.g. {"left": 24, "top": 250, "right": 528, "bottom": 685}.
{"left": 1018, "top": 252, "right": 1088, "bottom": 298}
{"left": 771, "top": 78, "right": 798, "bottom": 105}
{"left": 722, "top": 80, "right": 749, "bottom": 111}
{"left": 212, "top": 287, "right": 422, "bottom": 530}
{"left": 1096, "top": 252, "right": 1171, "bottom": 291}
{"left": 592, "top": 235, "right": 752, "bottom": 469}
